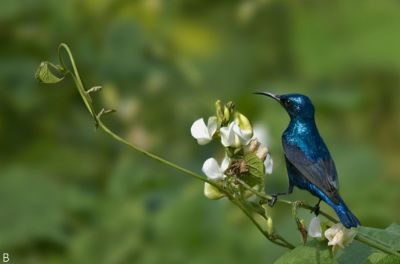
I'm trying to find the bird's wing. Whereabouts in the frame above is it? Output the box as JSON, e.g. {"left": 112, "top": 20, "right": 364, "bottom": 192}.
{"left": 283, "top": 141, "right": 340, "bottom": 204}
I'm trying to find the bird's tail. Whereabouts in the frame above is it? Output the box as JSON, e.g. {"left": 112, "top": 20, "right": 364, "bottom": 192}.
{"left": 333, "top": 197, "right": 360, "bottom": 228}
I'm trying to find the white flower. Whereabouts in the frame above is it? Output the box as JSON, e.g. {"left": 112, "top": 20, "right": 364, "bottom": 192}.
{"left": 190, "top": 116, "right": 218, "bottom": 145}
{"left": 324, "top": 223, "right": 356, "bottom": 250}
{"left": 202, "top": 157, "right": 230, "bottom": 200}
{"left": 220, "top": 122, "right": 238, "bottom": 147}
{"left": 308, "top": 216, "right": 323, "bottom": 238}
{"left": 220, "top": 122, "right": 252, "bottom": 147}
{"left": 202, "top": 156, "right": 230, "bottom": 180}
{"left": 233, "top": 123, "right": 253, "bottom": 144}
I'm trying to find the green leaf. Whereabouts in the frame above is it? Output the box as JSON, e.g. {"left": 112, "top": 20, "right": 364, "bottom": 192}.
{"left": 35, "top": 61, "right": 65, "bottom": 84}
{"left": 366, "top": 253, "right": 400, "bottom": 264}
{"left": 274, "top": 240, "right": 333, "bottom": 264}
{"left": 240, "top": 152, "right": 265, "bottom": 187}
{"left": 386, "top": 223, "right": 400, "bottom": 236}
{"left": 357, "top": 224, "right": 400, "bottom": 251}
{"left": 336, "top": 240, "right": 373, "bottom": 264}
{"left": 374, "top": 255, "right": 400, "bottom": 264}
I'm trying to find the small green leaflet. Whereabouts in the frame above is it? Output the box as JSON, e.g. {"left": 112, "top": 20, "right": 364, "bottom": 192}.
{"left": 35, "top": 62, "right": 64, "bottom": 84}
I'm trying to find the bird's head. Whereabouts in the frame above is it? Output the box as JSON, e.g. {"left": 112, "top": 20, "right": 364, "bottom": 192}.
{"left": 255, "top": 92, "right": 315, "bottom": 120}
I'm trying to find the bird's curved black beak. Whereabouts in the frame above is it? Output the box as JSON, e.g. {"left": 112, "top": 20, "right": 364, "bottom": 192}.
{"left": 253, "top": 92, "right": 281, "bottom": 102}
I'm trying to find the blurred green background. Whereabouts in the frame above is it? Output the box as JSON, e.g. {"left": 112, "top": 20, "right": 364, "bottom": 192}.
{"left": 1, "top": 0, "right": 400, "bottom": 263}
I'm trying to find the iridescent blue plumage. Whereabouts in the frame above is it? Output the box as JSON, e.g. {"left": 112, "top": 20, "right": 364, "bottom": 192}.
{"left": 256, "top": 92, "right": 360, "bottom": 228}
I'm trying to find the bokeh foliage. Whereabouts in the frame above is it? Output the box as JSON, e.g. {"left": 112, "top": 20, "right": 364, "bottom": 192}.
{"left": 1, "top": 0, "right": 400, "bottom": 263}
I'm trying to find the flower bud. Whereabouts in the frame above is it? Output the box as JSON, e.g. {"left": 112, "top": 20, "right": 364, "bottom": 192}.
{"left": 256, "top": 146, "right": 268, "bottom": 161}
{"left": 266, "top": 217, "right": 274, "bottom": 235}
{"left": 298, "top": 218, "right": 308, "bottom": 244}
{"left": 225, "top": 101, "right": 235, "bottom": 113}
{"left": 215, "top": 100, "right": 224, "bottom": 123}
{"left": 248, "top": 139, "right": 260, "bottom": 153}
{"left": 234, "top": 112, "right": 253, "bottom": 138}
{"left": 215, "top": 100, "right": 224, "bottom": 122}
{"left": 204, "top": 183, "right": 225, "bottom": 200}
{"left": 223, "top": 106, "right": 230, "bottom": 123}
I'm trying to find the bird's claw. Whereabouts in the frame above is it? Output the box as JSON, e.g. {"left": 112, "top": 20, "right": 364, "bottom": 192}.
{"left": 268, "top": 194, "right": 278, "bottom": 207}
{"left": 310, "top": 204, "right": 320, "bottom": 216}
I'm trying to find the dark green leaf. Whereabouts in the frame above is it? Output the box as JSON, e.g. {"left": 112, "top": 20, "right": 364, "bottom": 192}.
{"left": 336, "top": 240, "right": 373, "bottom": 264}
{"left": 385, "top": 223, "right": 400, "bottom": 236}
{"left": 357, "top": 224, "right": 400, "bottom": 251}
{"left": 274, "top": 240, "right": 333, "bottom": 264}
{"left": 366, "top": 253, "right": 400, "bottom": 264}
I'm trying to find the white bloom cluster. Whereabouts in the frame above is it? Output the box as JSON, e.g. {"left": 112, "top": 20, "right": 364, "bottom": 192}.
{"left": 190, "top": 101, "right": 273, "bottom": 199}
{"left": 190, "top": 113, "right": 253, "bottom": 148}
{"left": 308, "top": 216, "right": 356, "bottom": 252}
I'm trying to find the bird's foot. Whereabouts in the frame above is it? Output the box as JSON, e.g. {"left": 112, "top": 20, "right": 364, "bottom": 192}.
{"left": 268, "top": 194, "right": 278, "bottom": 207}
{"left": 310, "top": 200, "right": 321, "bottom": 216}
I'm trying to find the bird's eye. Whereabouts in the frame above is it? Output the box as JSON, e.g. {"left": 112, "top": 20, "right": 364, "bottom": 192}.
{"left": 284, "top": 100, "right": 292, "bottom": 108}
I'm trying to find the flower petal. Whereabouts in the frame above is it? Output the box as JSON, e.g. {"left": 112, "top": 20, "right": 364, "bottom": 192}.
{"left": 220, "top": 156, "right": 230, "bottom": 171}
{"left": 233, "top": 122, "right": 252, "bottom": 145}
{"left": 191, "top": 118, "right": 212, "bottom": 145}
{"left": 325, "top": 230, "right": 334, "bottom": 242}
{"left": 220, "top": 122, "right": 236, "bottom": 147}
{"left": 264, "top": 154, "right": 273, "bottom": 174}
{"left": 202, "top": 158, "right": 223, "bottom": 180}
{"left": 207, "top": 116, "right": 218, "bottom": 137}
{"left": 235, "top": 112, "right": 253, "bottom": 137}
{"left": 196, "top": 138, "right": 212, "bottom": 145}
{"left": 308, "top": 216, "right": 322, "bottom": 238}
{"left": 191, "top": 118, "right": 208, "bottom": 138}
{"left": 325, "top": 223, "right": 341, "bottom": 241}
{"left": 328, "top": 230, "right": 344, "bottom": 248}
{"left": 324, "top": 223, "right": 355, "bottom": 249}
